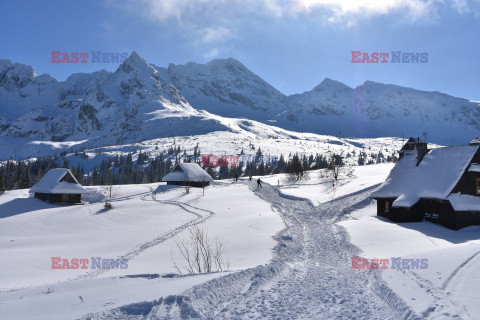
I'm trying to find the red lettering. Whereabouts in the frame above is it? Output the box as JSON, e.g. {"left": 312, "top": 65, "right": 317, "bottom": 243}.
{"left": 361, "top": 258, "right": 371, "bottom": 269}
{"left": 61, "top": 258, "right": 71, "bottom": 269}
{"left": 71, "top": 258, "right": 79, "bottom": 269}
{"left": 219, "top": 155, "right": 230, "bottom": 166}
{"left": 371, "top": 258, "right": 379, "bottom": 269}
{"left": 351, "top": 51, "right": 362, "bottom": 63}
{"left": 380, "top": 258, "right": 389, "bottom": 269}
{"left": 79, "top": 52, "right": 89, "bottom": 63}
{"left": 351, "top": 257, "right": 362, "bottom": 269}
{"left": 229, "top": 156, "right": 239, "bottom": 167}
{"left": 51, "top": 257, "right": 62, "bottom": 269}
{"left": 51, "top": 51, "right": 61, "bottom": 63}
{"left": 371, "top": 52, "right": 379, "bottom": 63}
{"left": 79, "top": 258, "right": 89, "bottom": 269}
{"left": 361, "top": 52, "right": 371, "bottom": 63}
{"left": 380, "top": 52, "right": 389, "bottom": 63}
{"left": 71, "top": 52, "right": 79, "bottom": 63}
{"left": 61, "top": 52, "right": 70, "bottom": 63}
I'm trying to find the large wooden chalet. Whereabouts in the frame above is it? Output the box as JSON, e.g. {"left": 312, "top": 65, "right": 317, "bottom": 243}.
{"left": 371, "top": 137, "right": 480, "bottom": 230}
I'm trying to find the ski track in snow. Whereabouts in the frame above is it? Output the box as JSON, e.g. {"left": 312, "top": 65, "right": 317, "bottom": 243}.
{"left": 71, "top": 186, "right": 215, "bottom": 281}
{"left": 83, "top": 182, "right": 420, "bottom": 319}
{"left": 395, "top": 250, "right": 480, "bottom": 320}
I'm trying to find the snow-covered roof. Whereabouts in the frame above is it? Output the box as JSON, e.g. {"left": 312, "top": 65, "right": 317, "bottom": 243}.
{"left": 162, "top": 163, "right": 213, "bottom": 182}
{"left": 30, "top": 169, "right": 87, "bottom": 194}
{"left": 448, "top": 193, "right": 480, "bottom": 211}
{"left": 468, "top": 164, "right": 480, "bottom": 173}
{"left": 470, "top": 136, "right": 480, "bottom": 145}
{"left": 371, "top": 145, "right": 479, "bottom": 207}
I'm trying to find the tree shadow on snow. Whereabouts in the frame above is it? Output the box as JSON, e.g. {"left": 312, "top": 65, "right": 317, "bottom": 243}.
{"left": 0, "top": 198, "right": 55, "bottom": 219}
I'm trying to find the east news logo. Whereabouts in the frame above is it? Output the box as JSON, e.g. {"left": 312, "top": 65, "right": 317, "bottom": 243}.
{"left": 51, "top": 257, "right": 128, "bottom": 269}
{"left": 351, "top": 51, "right": 428, "bottom": 63}
{"left": 351, "top": 257, "right": 428, "bottom": 269}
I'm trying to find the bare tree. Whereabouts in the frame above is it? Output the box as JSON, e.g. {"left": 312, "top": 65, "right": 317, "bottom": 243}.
{"left": 184, "top": 179, "right": 191, "bottom": 194}
{"left": 328, "top": 154, "right": 343, "bottom": 182}
{"left": 171, "top": 225, "right": 229, "bottom": 274}
{"left": 328, "top": 154, "right": 343, "bottom": 201}
{"left": 102, "top": 171, "right": 119, "bottom": 210}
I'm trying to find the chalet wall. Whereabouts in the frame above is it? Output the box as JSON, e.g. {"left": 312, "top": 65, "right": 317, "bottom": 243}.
{"left": 166, "top": 181, "right": 210, "bottom": 188}
{"left": 34, "top": 193, "right": 81, "bottom": 204}
{"left": 375, "top": 198, "right": 424, "bottom": 222}
{"left": 452, "top": 211, "right": 480, "bottom": 230}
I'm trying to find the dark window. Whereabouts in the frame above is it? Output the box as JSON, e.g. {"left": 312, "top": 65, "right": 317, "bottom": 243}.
{"left": 385, "top": 200, "right": 391, "bottom": 213}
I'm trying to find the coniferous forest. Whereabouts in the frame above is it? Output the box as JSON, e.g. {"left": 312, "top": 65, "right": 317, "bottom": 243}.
{"left": 0, "top": 144, "right": 395, "bottom": 192}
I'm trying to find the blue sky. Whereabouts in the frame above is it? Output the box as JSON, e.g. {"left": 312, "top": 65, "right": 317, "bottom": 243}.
{"left": 1, "top": 0, "right": 479, "bottom": 100}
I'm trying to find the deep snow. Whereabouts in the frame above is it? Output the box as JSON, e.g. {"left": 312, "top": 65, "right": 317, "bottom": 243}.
{"left": 1, "top": 163, "right": 480, "bottom": 319}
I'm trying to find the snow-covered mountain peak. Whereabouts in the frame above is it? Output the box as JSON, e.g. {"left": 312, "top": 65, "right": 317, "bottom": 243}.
{"left": 0, "top": 60, "right": 37, "bottom": 90}
{"left": 114, "top": 52, "right": 162, "bottom": 89}
{"left": 313, "top": 78, "right": 353, "bottom": 93}
{"left": 166, "top": 57, "right": 285, "bottom": 120}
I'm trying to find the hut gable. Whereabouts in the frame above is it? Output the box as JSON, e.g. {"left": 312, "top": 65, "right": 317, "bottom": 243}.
{"left": 450, "top": 148, "right": 480, "bottom": 197}
{"left": 371, "top": 145, "right": 480, "bottom": 208}
{"left": 30, "top": 169, "right": 87, "bottom": 195}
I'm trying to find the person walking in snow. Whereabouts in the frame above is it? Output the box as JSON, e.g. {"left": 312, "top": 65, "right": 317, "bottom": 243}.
{"left": 257, "top": 178, "right": 262, "bottom": 189}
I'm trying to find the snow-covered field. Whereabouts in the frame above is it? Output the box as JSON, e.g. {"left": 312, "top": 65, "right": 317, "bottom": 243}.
{"left": 340, "top": 203, "right": 480, "bottom": 319}
{"left": 262, "top": 163, "right": 394, "bottom": 205}
{"left": 0, "top": 181, "right": 283, "bottom": 319}
{"left": 2, "top": 163, "right": 480, "bottom": 319}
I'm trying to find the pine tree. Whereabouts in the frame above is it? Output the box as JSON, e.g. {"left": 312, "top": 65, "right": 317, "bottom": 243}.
{"left": 0, "top": 174, "right": 4, "bottom": 194}
{"left": 19, "top": 165, "right": 30, "bottom": 189}
{"left": 62, "top": 158, "right": 69, "bottom": 169}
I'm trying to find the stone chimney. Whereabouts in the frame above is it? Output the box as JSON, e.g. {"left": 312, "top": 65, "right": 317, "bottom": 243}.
{"left": 416, "top": 138, "right": 428, "bottom": 166}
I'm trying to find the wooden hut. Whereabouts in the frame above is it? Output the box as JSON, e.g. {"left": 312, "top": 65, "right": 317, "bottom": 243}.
{"left": 30, "top": 168, "right": 87, "bottom": 204}
{"left": 162, "top": 163, "right": 213, "bottom": 187}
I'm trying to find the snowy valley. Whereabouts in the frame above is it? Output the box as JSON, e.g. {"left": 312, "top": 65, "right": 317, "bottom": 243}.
{"left": 2, "top": 166, "right": 480, "bottom": 319}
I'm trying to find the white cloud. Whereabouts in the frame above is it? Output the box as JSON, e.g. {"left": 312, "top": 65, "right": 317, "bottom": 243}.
{"left": 203, "top": 48, "right": 220, "bottom": 59}
{"left": 108, "top": 0, "right": 478, "bottom": 26}
{"left": 201, "top": 27, "right": 235, "bottom": 44}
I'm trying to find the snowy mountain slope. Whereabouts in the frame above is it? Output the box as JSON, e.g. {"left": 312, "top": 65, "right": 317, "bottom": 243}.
{"left": 0, "top": 52, "right": 478, "bottom": 155}
{"left": 0, "top": 53, "right": 231, "bottom": 148}
{"left": 160, "top": 58, "right": 286, "bottom": 121}
{"left": 2, "top": 122, "right": 404, "bottom": 166}
{"left": 159, "top": 59, "right": 480, "bottom": 144}
{"left": 281, "top": 80, "right": 480, "bottom": 143}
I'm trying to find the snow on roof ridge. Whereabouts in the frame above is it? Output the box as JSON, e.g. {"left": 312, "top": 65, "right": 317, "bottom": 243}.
{"left": 162, "top": 162, "right": 213, "bottom": 182}
{"left": 372, "top": 145, "right": 479, "bottom": 207}
{"left": 30, "top": 168, "right": 87, "bottom": 194}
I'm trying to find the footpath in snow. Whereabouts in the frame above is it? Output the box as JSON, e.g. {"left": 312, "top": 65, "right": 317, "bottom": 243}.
{"left": 86, "top": 181, "right": 417, "bottom": 319}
